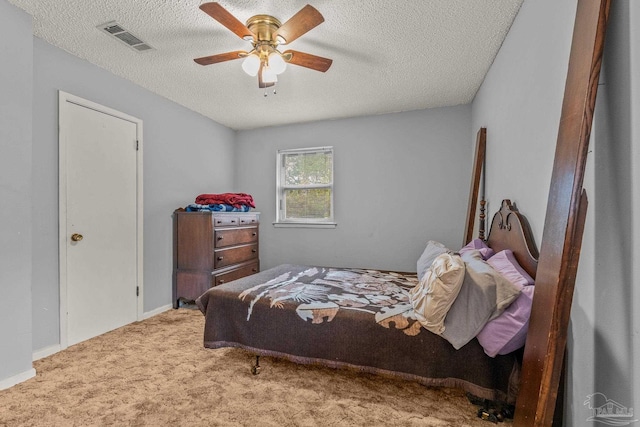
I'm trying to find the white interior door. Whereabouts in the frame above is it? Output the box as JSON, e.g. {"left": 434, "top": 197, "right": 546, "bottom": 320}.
{"left": 59, "top": 92, "right": 143, "bottom": 347}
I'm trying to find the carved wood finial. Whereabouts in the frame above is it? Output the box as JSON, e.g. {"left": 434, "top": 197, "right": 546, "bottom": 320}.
{"left": 479, "top": 199, "right": 486, "bottom": 240}
{"left": 498, "top": 199, "right": 514, "bottom": 231}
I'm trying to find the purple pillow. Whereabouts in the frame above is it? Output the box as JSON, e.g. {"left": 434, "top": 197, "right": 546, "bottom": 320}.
{"left": 459, "top": 238, "right": 495, "bottom": 260}
{"left": 487, "top": 249, "right": 534, "bottom": 289}
{"left": 476, "top": 286, "right": 535, "bottom": 357}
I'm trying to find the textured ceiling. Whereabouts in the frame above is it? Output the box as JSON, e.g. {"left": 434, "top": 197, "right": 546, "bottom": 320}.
{"left": 8, "top": 0, "right": 523, "bottom": 130}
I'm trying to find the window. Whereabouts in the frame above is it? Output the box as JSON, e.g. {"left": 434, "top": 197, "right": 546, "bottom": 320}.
{"left": 275, "top": 147, "right": 335, "bottom": 227}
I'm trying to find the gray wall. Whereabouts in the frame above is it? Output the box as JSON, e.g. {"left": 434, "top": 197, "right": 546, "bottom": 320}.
{"left": 473, "top": 0, "right": 639, "bottom": 424}
{"left": 0, "top": 0, "right": 35, "bottom": 386}
{"left": 593, "top": 0, "right": 640, "bottom": 419}
{"left": 31, "top": 39, "right": 236, "bottom": 352}
{"left": 628, "top": 0, "right": 640, "bottom": 414}
{"left": 235, "top": 106, "right": 472, "bottom": 273}
{"left": 472, "top": 0, "right": 575, "bottom": 241}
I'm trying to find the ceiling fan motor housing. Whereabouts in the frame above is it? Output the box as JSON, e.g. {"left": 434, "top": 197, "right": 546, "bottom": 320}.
{"left": 246, "top": 15, "right": 282, "bottom": 44}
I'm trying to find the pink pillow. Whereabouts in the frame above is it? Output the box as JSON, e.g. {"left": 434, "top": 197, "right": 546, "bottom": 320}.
{"left": 459, "top": 238, "right": 495, "bottom": 260}
{"left": 476, "top": 286, "right": 535, "bottom": 357}
{"left": 487, "top": 250, "right": 534, "bottom": 289}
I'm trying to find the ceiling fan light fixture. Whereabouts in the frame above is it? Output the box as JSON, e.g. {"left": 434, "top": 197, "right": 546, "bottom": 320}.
{"left": 241, "top": 54, "right": 260, "bottom": 76}
{"left": 262, "top": 66, "right": 278, "bottom": 83}
{"left": 276, "top": 35, "right": 287, "bottom": 45}
{"left": 268, "top": 52, "right": 287, "bottom": 75}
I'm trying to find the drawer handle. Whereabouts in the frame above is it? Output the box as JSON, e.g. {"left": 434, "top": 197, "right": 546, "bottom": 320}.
{"left": 231, "top": 220, "right": 236, "bottom": 224}
{"left": 219, "top": 279, "right": 225, "bottom": 284}
{"left": 252, "top": 232, "right": 257, "bottom": 236}
{"left": 252, "top": 268, "right": 258, "bottom": 272}
{"left": 251, "top": 249, "right": 257, "bottom": 253}
{"left": 217, "top": 236, "right": 223, "bottom": 240}
{"left": 240, "top": 220, "right": 246, "bottom": 224}
{"left": 217, "top": 256, "right": 224, "bottom": 261}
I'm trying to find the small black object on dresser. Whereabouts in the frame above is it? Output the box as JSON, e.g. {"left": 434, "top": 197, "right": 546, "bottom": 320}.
{"left": 172, "top": 209, "right": 260, "bottom": 308}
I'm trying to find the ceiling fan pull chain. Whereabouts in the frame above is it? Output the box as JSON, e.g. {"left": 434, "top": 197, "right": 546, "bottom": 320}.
{"left": 263, "top": 85, "right": 277, "bottom": 97}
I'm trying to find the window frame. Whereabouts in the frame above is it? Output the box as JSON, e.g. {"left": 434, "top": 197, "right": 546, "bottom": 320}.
{"left": 274, "top": 146, "right": 336, "bottom": 228}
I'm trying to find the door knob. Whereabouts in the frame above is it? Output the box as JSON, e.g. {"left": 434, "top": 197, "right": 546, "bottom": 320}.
{"left": 71, "top": 233, "right": 83, "bottom": 242}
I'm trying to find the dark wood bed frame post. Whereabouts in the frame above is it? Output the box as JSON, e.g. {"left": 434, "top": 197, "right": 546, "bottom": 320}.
{"left": 514, "top": 0, "right": 610, "bottom": 425}
{"left": 463, "top": 127, "right": 487, "bottom": 246}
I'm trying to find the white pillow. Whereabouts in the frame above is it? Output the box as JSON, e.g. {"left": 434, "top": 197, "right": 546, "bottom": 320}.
{"left": 409, "top": 252, "right": 465, "bottom": 335}
{"left": 416, "top": 240, "right": 449, "bottom": 281}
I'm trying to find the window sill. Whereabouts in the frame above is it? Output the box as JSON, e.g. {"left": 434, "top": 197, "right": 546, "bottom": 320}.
{"left": 273, "top": 222, "right": 337, "bottom": 229}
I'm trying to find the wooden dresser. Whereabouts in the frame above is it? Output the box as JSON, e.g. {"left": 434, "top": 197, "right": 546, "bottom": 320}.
{"left": 172, "top": 209, "right": 259, "bottom": 308}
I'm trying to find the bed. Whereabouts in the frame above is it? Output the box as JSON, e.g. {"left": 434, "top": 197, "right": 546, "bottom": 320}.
{"left": 196, "top": 199, "right": 538, "bottom": 404}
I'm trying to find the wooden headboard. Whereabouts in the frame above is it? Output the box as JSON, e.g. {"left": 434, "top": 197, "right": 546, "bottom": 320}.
{"left": 486, "top": 199, "right": 539, "bottom": 279}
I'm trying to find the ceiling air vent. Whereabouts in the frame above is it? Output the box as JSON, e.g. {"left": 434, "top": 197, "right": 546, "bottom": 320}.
{"left": 97, "top": 21, "right": 154, "bottom": 52}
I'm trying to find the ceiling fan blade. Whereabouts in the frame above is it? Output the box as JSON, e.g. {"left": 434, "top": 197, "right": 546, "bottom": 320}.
{"left": 283, "top": 50, "right": 332, "bottom": 72}
{"left": 200, "top": 2, "right": 254, "bottom": 40}
{"left": 194, "top": 50, "right": 247, "bottom": 65}
{"left": 274, "top": 5, "right": 324, "bottom": 45}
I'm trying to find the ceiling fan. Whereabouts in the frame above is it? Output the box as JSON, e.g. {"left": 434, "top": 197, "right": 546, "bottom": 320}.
{"left": 194, "top": 2, "right": 333, "bottom": 89}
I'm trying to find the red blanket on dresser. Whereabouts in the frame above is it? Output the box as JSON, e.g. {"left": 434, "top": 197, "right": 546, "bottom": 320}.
{"left": 195, "top": 193, "right": 255, "bottom": 208}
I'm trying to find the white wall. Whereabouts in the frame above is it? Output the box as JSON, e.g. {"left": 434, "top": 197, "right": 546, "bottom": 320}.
{"left": 235, "top": 106, "right": 472, "bottom": 273}
{"left": 30, "top": 39, "right": 236, "bottom": 352}
{"left": 0, "top": 0, "right": 35, "bottom": 388}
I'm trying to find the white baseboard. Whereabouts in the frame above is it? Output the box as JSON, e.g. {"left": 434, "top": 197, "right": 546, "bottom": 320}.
{"left": 33, "top": 344, "right": 62, "bottom": 361}
{"left": 28, "top": 306, "right": 171, "bottom": 366}
{"left": 0, "top": 368, "right": 36, "bottom": 391}
{"left": 142, "top": 304, "right": 172, "bottom": 320}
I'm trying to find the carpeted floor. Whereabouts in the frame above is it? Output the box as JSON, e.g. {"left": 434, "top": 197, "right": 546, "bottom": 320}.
{"left": 0, "top": 309, "right": 510, "bottom": 426}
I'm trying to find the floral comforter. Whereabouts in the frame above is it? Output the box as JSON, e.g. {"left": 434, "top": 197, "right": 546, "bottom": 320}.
{"left": 237, "top": 266, "right": 423, "bottom": 336}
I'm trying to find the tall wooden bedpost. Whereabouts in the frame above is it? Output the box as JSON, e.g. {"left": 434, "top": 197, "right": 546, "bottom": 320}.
{"left": 514, "top": 0, "right": 611, "bottom": 425}
{"left": 463, "top": 127, "right": 487, "bottom": 246}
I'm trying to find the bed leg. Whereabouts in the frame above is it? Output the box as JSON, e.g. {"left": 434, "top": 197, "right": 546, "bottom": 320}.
{"left": 251, "top": 356, "right": 261, "bottom": 375}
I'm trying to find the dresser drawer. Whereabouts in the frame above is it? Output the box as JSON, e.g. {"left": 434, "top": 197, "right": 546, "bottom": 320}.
{"left": 212, "top": 213, "right": 259, "bottom": 227}
{"left": 213, "top": 261, "right": 259, "bottom": 286}
{"left": 215, "top": 227, "right": 258, "bottom": 248}
{"left": 238, "top": 215, "right": 259, "bottom": 226}
{"left": 214, "top": 243, "right": 258, "bottom": 269}
{"left": 213, "top": 215, "right": 239, "bottom": 227}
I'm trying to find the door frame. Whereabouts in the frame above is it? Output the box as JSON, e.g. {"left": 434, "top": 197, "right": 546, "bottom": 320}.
{"left": 58, "top": 91, "right": 144, "bottom": 350}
